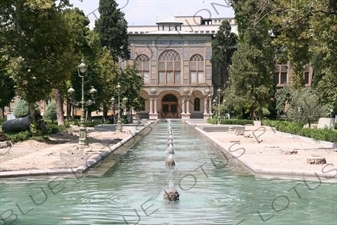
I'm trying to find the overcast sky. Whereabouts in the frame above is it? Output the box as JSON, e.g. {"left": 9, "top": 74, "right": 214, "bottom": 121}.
{"left": 70, "top": 0, "right": 235, "bottom": 28}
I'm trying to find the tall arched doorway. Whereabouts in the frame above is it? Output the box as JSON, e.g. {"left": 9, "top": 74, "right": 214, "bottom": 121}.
{"left": 161, "top": 94, "right": 178, "bottom": 118}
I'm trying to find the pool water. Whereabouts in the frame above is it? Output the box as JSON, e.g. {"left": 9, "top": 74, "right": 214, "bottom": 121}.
{"left": 0, "top": 121, "right": 336, "bottom": 225}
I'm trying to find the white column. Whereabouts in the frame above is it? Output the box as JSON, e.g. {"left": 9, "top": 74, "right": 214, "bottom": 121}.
{"left": 203, "top": 98, "right": 207, "bottom": 114}
{"left": 149, "top": 98, "right": 153, "bottom": 114}
{"left": 186, "top": 97, "right": 190, "bottom": 114}
{"left": 209, "top": 98, "right": 212, "bottom": 115}
{"left": 182, "top": 98, "right": 185, "bottom": 113}
{"left": 154, "top": 98, "right": 157, "bottom": 114}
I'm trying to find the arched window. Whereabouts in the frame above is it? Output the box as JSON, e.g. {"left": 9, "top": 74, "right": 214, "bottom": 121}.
{"left": 194, "top": 98, "right": 200, "bottom": 111}
{"left": 135, "top": 54, "right": 150, "bottom": 84}
{"left": 158, "top": 50, "right": 181, "bottom": 85}
{"left": 190, "top": 54, "right": 204, "bottom": 84}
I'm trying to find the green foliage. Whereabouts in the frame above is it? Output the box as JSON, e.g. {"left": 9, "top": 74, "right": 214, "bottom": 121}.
{"left": 4, "top": 123, "right": 68, "bottom": 143}
{"left": 0, "top": 61, "right": 15, "bottom": 109}
{"left": 211, "top": 20, "right": 238, "bottom": 87}
{"left": 13, "top": 99, "right": 39, "bottom": 118}
{"left": 46, "top": 123, "right": 66, "bottom": 134}
{"left": 116, "top": 65, "right": 144, "bottom": 111}
{"left": 207, "top": 118, "right": 253, "bottom": 125}
{"left": 94, "top": 0, "right": 130, "bottom": 61}
{"left": 0, "top": 118, "right": 6, "bottom": 127}
{"left": 226, "top": 42, "right": 274, "bottom": 120}
{"left": 5, "top": 1, "right": 76, "bottom": 104}
{"left": 44, "top": 100, "right": 57, "bottom": 122}
{"left": 13, "top": 99, "right": 28, "bottom": 118}
{"left": 4, "top": 131, "right": 32, "bottom": 143}
{"left": 285, "top": 88, "right": 329, "bottom": 127}
{"left": 262, "top": 119, "right": 337, "bottom": 142}
{"left": 270, "top": 0, "right": 312, "bottom": 89}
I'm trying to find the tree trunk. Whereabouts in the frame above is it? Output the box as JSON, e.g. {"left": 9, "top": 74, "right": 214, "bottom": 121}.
{"left": 66, "top": 99, "right": 71, "bottom": 120}
{"left": 250, "top": 106, "right": 256, "bottom": 120}
{"left": 87, "top": 109, "right": 92, "bottom": 121}
{"left": 29, "top": 102, "right": 36, "bottom": 132}
{"left": 103, "top": 104, "right": 108, "bottom": 120}
{"left": 54, "top": 89, "right": 64, "bottom": 125}
{"left": 0, "top": 107, "right": 4, "bottom": 118}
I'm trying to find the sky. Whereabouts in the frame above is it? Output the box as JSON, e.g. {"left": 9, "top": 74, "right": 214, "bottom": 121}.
{"left": 70, "top": 0, "right": 235, "bottom": 28}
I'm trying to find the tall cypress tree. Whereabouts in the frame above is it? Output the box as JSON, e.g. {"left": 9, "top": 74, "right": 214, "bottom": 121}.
{"left": 226, "top": 0, "right": 275, "bottom": 119}
{"left": 211, "top": 20, "right": 238, "bottom": 87}
{"left": 94, "top": 0, "right": 130, "bottom": 61}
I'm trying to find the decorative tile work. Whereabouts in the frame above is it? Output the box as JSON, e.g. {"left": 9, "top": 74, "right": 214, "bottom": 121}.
{"left": 189, "top": 48, "right": 204, "bottom": 58}
{"left": 134, "top": 47, "right": 152, "bottom": 58}
{"left": 156, "top": 40, "right": 183, "bottom": 46}
{"left": 130, "top": 48, "right": 134, "bottom": 59}
{"left": 152, "top": 47, "right": 157, "bottom": 59}
{"left": 183, "top": 48, "right": 189, "bottom": 59}
{"left": 184, "top": 66, "right": 189, "bottom": 79}
{"left": 151, "top": 67, "right": 157, "bottom": 79}
{"left": 133, "top": 40, "right": 150, "bottom": 45}
{"left": 206, "top": 66, "right": 212, "bottom": 79}
{"left": 205, "top": 47, "right": 211, "bottom": 60}
{"left": 189, "top": 40, "right": 205, "bottom": 45}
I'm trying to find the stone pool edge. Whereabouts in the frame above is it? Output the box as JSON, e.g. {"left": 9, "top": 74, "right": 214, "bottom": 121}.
{"left": 0, "top": 122, "right": 153, "bottom": 178}
{"left": 194, "top": 126, "right": 337, "bottom": 183}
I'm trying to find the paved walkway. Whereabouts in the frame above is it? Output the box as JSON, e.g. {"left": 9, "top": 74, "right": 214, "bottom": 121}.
{"left": 187, "top": 120, "right": 337, "bottom": 183}
{"left": 0, "top": 123, "right": 151, "bottom": 177}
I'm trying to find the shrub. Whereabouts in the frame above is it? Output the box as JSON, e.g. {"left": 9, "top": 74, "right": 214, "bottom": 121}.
{"left": 220, "top": 119, "right": 253, "bottom": 125}
{"left": 263, "top": 119, "right": 337, "bottom": 142}
{"left": 13, "top": 99, "right": 40, "bottom": 118}
{"left": 47, "top": 123, "right": 66, "bottom": 134}
{"left": 207, "top": 118, "right": 253, "bottom": 125}
{"left": 5, "top": 131, "right": 32, "bottom": 143}
{"left": 0, "top": 118, "right": 5, "bottom": 127}
{"left": 43, "top": 100, "right": 57, "bottom": 122}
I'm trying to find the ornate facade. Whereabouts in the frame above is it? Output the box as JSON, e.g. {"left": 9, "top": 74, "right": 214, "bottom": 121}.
{"left": 128, "top": 15, "right": 214, "bottom": 119}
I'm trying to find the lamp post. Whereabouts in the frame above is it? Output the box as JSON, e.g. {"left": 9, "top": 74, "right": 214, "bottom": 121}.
{"left": 111, "top": 83, "right": 128, "bottom": 132}
{"left": 68, "top": 60, "right": 97, "bottom": 146}
{"left": 208, "top": 93, "right": 211, "bottom": 118}
{"left": 217, "top": 87, "right": 221, "bottom": 125}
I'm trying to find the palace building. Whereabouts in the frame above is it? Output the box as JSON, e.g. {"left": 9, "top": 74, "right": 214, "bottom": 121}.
{"left": 127, "top": 15, "right": 221, "bottom": 120}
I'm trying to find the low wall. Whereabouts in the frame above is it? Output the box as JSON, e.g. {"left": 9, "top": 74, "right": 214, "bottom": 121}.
{"left": 201, "top": 125, "right": 245, "bottom": 132}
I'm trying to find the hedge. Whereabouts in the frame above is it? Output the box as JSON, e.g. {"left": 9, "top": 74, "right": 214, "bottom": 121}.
{"left": 207, "top": 118, "right": 254, "bottom": 125}
{"left": 262, "top": 119, "right": 337, "bottom": 143}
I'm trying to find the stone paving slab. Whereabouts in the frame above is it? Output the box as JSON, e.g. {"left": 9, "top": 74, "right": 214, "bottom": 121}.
{"left": 0, "top": 123, "right": 151, "bottom": 178}
{"left": 187, "top": 121, "right": 337, "bottom": 183}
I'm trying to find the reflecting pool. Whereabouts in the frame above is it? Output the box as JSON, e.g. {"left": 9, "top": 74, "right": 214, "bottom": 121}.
{"left": 0, "top": 121, "right": 336, "bottom": 225}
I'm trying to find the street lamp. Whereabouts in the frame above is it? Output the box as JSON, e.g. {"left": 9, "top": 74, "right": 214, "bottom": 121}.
{"left": 111, "top": 83, "right": 128, "bottom": 132}
{"left": 217, "top": 87, "right": 221, "bottom": 125}
{"left": 68, "top": 60, "right": 97, "bottom": 146}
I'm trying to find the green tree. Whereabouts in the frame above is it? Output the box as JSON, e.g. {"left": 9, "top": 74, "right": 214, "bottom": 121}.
{"left": 310, "top": 1, "right": 337, "bottom": 106}
{"left": 270, "top": 0, "right": 313, "bottom": 89}
{"left": 228, "top": 0, "right": 275, "bottom": 120}
{"left": 94, "top": 0, "right": 130, "bottom": 61}
{"left": 13, "top": 99, "right": 39, "bottom": 118}
{"left": 0, "top": 58, "right": 15, "bottom": 117}
{"left": 44, "top": 100, "right": 57, "bottom": 122}
{"left": 226, "top": 43, "right": 274, "bottom": 119}
{"left": 2, "top": 0, "right": 75, "bottom": 129}
{"left": 285, "top": 88, "right": 329, "bottom": 128}
{"left": 114, "top": 64, "right": 144, "bottom": 114}
{"left": 211, "top": 20, "right": 238, "bottom": 87}
{"left": 97, "top": 47, "right": 118, "bottom": 119}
